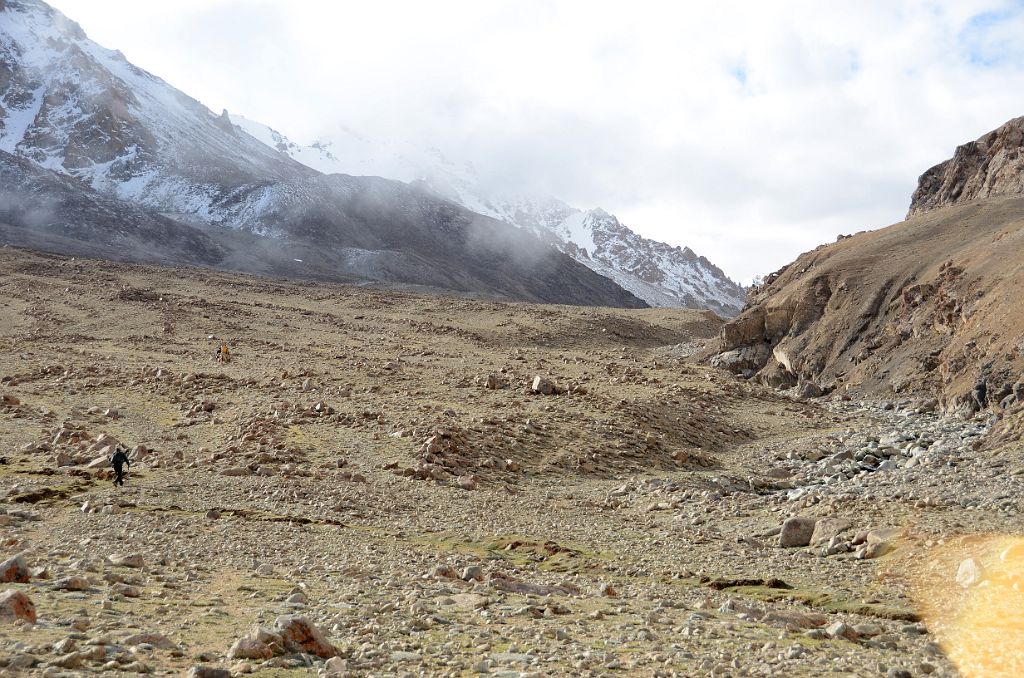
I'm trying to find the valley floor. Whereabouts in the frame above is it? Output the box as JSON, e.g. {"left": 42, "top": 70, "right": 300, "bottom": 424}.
{"left": 1, "top": 247, "right": 1021, "bottom": 677}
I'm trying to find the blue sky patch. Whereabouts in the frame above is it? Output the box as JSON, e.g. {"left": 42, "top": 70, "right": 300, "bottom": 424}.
{"left": 959, "top": 5, "right": 1024, "bottom": 67}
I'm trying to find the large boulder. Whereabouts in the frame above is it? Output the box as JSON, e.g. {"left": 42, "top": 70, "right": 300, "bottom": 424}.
{"left": 228, "top": 637, "right": 273, "bottom": 660}
{"left": 0, "top": 589, "right": 36, "bottom": 623}
{"left": 0, "top": 554, "right": 30, "bottom": 583}
{"left": 779, "top": 517, "right": 817, "bottom": 548}
{"left": 273, "top": 615, "right": 337, "bottom": 658}
{"left": 809, "top": 518, "right": 853, "bottom": 547}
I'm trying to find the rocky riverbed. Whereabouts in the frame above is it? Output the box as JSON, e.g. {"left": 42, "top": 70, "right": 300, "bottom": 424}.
{"left": 1, "top": 248, "right": 1021, "bottom": 677}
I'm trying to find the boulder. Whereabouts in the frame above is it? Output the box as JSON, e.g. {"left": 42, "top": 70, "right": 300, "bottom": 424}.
{"left": 228, "top": 637, "right": 273, "bottom": 660}
{"left": 825, "top": 620, "right": 858, "bottom": 640}
{"left": 0, "top": 554, "right": 30, "bottom": 583}
{"left": 531, "top": 376, "right": 557, "bottom": 395}
{"left": 796, "top": 381, "right": 824, "bottom": 398}
{"left": 484, "top": 374, "right": 507, "bottom": 390}
{"left": 54, "top": 576, "right": 90, "bottom": 591}
{"left": 779, "top": 517, "right": 818, "bottom": 547}
{"left": 273, "top": 615, "right": 337, "bottom": 658}
{"left": 0, "top": 589, "right": 36, "bottom": 623}
{"left": 809, "top": 518, "right": 853, "bottom": 547}
{"left": 956, "top": 558, "right": 985, "bottom": 589}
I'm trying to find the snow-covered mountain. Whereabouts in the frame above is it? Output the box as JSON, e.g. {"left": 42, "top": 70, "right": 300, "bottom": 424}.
{"left": 232, "top": 115, "right": 747, "bottom": 316}
{"left": 0, "top": 0, "right": 647, "bottom": 308}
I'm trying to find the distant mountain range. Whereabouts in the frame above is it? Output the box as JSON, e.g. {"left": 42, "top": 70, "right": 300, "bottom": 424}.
{"left": 232, "top": 115, "right": 747, "bottom": 316}
{"left": 0, "top": 0, "right": 741, "bottom": 313}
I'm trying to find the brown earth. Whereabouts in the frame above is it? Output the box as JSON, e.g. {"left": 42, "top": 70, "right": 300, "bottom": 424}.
{"left": 712, "top": 194, "right": 1024, "bottom": 434}
{"left": 1, "top": 246, "right": 1019, "bottom": 677}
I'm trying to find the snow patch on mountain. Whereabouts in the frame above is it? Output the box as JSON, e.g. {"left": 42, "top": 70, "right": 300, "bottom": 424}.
{"left": 230, "top": 115, "right": 746, "bottom": 315}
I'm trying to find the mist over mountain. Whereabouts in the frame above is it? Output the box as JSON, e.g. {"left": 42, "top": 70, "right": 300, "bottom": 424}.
{"left": 231, "top": 114, "right": 746, "bottom": 316}
{"left": 0, "top": 0, "right": 647, "bottom": 308}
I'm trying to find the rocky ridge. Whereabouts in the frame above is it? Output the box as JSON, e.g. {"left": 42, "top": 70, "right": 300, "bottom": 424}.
{"left": 909, "top": 116, "right": 1024, "bottom": 218}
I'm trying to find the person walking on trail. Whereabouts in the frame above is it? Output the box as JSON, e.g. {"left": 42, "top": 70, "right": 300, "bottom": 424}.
{"left": 110, "top": 446, "right": 130, "bottom": 487}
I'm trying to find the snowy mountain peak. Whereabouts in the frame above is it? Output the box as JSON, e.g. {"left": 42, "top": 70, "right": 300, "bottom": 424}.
{"left": 229, "top": 115, "right": 746, "bottom": 315}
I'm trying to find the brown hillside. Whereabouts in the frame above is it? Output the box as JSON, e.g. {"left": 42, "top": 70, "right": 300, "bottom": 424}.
{"left": 714, "top": 194, "right": 1024, "bottom": 420}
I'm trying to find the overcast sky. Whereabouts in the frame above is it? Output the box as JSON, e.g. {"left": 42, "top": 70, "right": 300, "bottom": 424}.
{"left": 47, "top": 0, "right": 1024, "bottom": 283}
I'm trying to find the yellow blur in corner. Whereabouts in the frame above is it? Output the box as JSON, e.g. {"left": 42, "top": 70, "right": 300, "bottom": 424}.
{"left": 918, "top": 537, "right": 1024, "bottom": 677}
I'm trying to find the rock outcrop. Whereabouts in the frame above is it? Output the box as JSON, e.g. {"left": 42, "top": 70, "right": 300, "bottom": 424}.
{"left": 909, "top": 116, "right": 1024, "bottom": 217}
{"left": 713, "top": 190, "right": 1024, "bottom": 423}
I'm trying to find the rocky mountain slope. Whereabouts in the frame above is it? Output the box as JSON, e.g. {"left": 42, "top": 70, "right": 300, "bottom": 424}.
{"left": 231, "top": 115, "right": 746, "bottom": 316}
{"left": 0, "top": 0, "right": 645, "bottom": 308}
{"left": 0, "top": 149, "right": 224, "bottom": 265}
{"left": 713, "top": 118, "right": 1024, "bottom": 430}
{"left": 909, "top": 116, "right": 1024, "bottom": 218}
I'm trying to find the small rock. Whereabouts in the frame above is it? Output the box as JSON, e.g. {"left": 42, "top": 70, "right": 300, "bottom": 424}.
{"left": 108, "top": 553, "right": 145, "bottom": 568}
{"left": 956, "top": 558, "right": 985, "bottom": 589}
{"left": 124, "top": 632, "right": 175, "bottom": 649}
{"left": 187, "top": 666, "right": 231, "bottom": 678}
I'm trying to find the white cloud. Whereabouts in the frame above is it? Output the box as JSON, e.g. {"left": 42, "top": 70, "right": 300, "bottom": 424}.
{"left": 47, "top": 0, "right": 1024, "bottom": 282}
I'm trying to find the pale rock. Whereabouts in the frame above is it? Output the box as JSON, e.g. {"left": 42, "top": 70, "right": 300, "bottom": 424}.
{"left": 187, "top": 666, "right": 231, "bottom": 678}
{"left": 108, "top": 553, "right": 145, "bottom": 568}
{"left": 956, "top": 558, "right": 985, "bottom": 589}
{"left": 809, "top": 518, "right": 853, "bottom": 547}
{"left": 228, "top": 637, "right": 273, "bottom": 660}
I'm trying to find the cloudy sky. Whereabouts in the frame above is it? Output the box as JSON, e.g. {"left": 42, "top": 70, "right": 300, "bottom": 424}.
{"left": 48, "top": 0, "right": 1024, "bottom": 283}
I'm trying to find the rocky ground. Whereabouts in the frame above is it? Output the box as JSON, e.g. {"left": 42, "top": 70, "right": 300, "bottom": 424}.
{"left": 1, "top": 247, "right": 1022, "bottom": 677}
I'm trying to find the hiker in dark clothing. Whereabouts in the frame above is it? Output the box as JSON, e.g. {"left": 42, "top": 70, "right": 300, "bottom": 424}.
{"left": 111, "top": 446, "right": 131, "bottom": 487}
